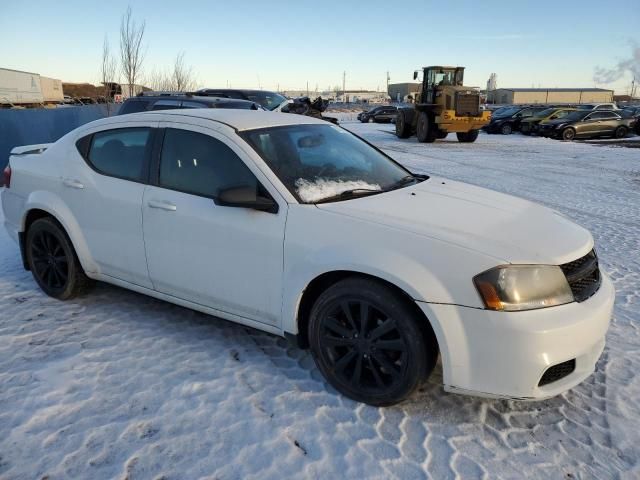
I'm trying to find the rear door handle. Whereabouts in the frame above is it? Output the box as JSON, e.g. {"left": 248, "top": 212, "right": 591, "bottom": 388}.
{"left": 63, "top": 178, "right": 84, "bottom": 189}
{"left": 148, "top": 200, "right": 177, "bottom": 211}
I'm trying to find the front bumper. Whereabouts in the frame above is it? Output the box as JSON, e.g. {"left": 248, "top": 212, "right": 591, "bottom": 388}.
{"left": 437, "top": 110, "right": 491, "bottom": 133}
{"left": 482, "top": 121, "right": 506, "bottom": 134}
{"left": 417, "top": 272, "right": 614, "bottom": 400}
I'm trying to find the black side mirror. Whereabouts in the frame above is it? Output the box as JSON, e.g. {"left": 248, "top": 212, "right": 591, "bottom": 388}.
{"left": 413, "top": 71, "right": 418, "bottom": 80}
{"left": 216, "top": 185, "right": 278, "bottom": 214}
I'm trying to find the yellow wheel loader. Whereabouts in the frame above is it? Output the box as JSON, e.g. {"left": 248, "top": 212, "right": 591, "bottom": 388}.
{"left": 395, "top": 66, "right": 491, "bottom": 143}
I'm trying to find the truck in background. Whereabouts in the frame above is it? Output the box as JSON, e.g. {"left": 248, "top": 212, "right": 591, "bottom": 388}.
{"left": 1, "top": 68, "right": 64, "bottom": 107}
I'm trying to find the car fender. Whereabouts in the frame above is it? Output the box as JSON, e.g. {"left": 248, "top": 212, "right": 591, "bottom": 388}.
{"left": 281, "top": 207, "right": 495, "bottom": 336}
{"left": 22, "top": 190, "right": 99, "bottom": 274}
{"left": 282, "top": 244, "right": 450, "bottom": 335}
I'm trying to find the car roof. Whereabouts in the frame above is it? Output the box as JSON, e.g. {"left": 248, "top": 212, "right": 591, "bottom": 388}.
{"left": 127, "top": 95, "right": 252, "bottom": 104}
{"left": 98, "top": 109, "right": 326, "bottom": 131}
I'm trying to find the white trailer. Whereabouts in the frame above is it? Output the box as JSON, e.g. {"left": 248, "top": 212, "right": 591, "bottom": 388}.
{"left": 40, "top": 76, "right": 64, "bottom": 103}
{"left": 0, "top": 68, "right": 44, "bottom": 105}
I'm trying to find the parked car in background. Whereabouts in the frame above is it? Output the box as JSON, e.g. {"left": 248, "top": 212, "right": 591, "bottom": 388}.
{"left": 538, "top": 110, "right": 633, "bottom": 140}
{"left": 520, "top": 108, "right": 576, "bottom": 135}
{"left": 3, "top": 109, "right": 614, "bottom": 406}
{"left": 358, "top": 106, "right": 398, "bottom": 123}
{"left": 483, "top": 106, "right": 550, "bottom": 134}
{"left": 196, "top": 88, "right": 288, "bottom": 111}
{"left": 576, "top": 103, "right": 620, "bottom": 111}
{"left": 620, "top": 106, "right": 640, "bottom": 134}
{"left": 118, "top": 93, "right": 261, "bottom": 115}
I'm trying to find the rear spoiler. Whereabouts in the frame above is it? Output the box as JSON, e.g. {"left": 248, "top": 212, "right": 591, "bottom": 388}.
{"left": 10, "top": 143, "right": 52, "bottom": 156}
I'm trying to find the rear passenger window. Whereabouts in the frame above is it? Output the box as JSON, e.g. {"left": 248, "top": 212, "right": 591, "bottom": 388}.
{"left": 87, "top": 128, "right": 150, "bottom": 181}
{"left": 119, "top": 100, "right": 150, "bottom": 114}
{"left": 159, "top": 128, "right": 257, "bottom": 198}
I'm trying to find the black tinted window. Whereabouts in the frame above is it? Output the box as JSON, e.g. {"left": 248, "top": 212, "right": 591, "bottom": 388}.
{"left": 119, "top": 100, "right": 150, "bottom": 114}
{"left": 88, "top": 128, "right": 150, "bottom": 181}
{"left": 159, "top": 129, "right": 257, "bottom": 198}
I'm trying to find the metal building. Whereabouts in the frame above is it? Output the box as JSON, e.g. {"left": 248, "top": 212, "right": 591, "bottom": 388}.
{"left": 488, "top": 88, "right": 613, "bottom": 105}
{"left": 388, "top": 83, "right": 421, "bottom": 103}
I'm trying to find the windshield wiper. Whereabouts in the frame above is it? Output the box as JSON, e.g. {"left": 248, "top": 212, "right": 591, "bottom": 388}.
{"left": 314, "top": 188, "right": 382, "bottom": 204}
{"left": 386, "top": 174, "right": 419, "bottom": 191}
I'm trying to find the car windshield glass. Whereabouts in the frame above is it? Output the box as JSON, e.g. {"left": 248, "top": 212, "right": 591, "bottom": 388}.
{"left": 564, "top": 111, "right": 590, "bottom": 121}
{"left": 493, "top": 107, "right": 520, "bottom": 118}
{"left": 241, "top": 124, "right": 418, "bottom": 203}
{"left": 533, "top": 108, "right": 556, "bottom": 118}
{"left": 577, "top": 104, "right": 595, "bottom": 110}
{"left": 244, "top": 91, "right": 287, "bottom": 111}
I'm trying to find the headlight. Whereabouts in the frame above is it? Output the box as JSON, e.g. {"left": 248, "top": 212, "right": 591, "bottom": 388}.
{"left": 474, "top": 265, "right": 574, "bottom": 311}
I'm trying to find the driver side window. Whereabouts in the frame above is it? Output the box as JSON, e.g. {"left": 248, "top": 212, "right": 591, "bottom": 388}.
{"left": 159, "top": 128, "right": 257, "bottom": 199}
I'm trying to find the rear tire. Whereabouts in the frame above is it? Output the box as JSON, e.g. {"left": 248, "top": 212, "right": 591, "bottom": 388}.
{"left": 395, "top": 110, "right": 412, "bottom": 139}
{"left": 416, "top": 112, "right": 436, "bottom": 143}
{"left": 456, "top": 130, "right": 479, "bottom": 143}
{"left": 26, "top": 217, "right": 94, "bottom": 300}
{"left": 614, "top": 126, "right": 627, "bottom": 139}
{"left": 308, "top": 277, "right": 437, "bottom": 406}
{"left": 562, "top": 127, "right": 576, "bottom": 141}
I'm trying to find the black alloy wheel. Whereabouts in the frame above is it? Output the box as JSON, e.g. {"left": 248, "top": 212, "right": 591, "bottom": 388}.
{"left": 30, "top": 229, "right": 69, "bottom": 292}
{"left": 501, "top": 123, "right": 513, "bottom": 135}
{"left": 309, "top": 278, "right": 437, "bottom": 406}
{"left": 26, "top": 217, "right": 94, "bottom": 299}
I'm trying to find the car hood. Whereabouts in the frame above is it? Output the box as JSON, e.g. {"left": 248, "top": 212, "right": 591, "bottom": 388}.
{"left": 316, "top": 177, "right": 592, "bottom": 265}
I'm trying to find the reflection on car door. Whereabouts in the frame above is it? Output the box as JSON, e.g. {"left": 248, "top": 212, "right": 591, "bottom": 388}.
{"left": 141, "top": 122, "right": 287, "bottom": 326}
{"left": 62, "top": 122, "right": 155, "bottom": 287}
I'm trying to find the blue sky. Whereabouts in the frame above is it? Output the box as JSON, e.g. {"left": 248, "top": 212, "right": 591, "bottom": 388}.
{"left": 1, "top": 0, "right": 638, "bottom": 93}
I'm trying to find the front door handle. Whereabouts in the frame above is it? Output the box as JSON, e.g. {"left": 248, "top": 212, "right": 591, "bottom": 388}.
{"left": 148, "top": 200, "right": 177, "bottom": 211}
{"left": 63, "top": 178, "right": 84, "bottom": 189}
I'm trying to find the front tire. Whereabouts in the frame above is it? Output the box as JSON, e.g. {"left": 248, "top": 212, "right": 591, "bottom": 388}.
{"left": 562, "top": 127, "right": 576, "bottom": 141}
{"left": 26, "top": 217, "right": 93, "bottom": 300}
{"left": 456, "top": 130, "right": 479, "bottom": 143}
{"left": 501, "top": 123, "right": 513, "bottom": 135}
{"left": 308, "top": 277, "right": 437, "bottom": 406}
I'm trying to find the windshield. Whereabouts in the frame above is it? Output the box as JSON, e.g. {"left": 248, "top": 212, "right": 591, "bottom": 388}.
{"left": 244, "top": 91, "right": 288, "bottom": 111}
{"left": 492, "top": 107, "right": 521, "bottom": 118}
{"left": 241, "top": 124, "right": 415, "bottom": 203}
{"left": 576, "top": 104, "right": 595, "bottom": 110}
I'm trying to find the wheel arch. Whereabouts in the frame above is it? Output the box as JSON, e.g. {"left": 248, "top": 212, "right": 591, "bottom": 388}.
{"left": 21, "top": 192, "right": 98, "bottom": 274}
{"left": 291, "top": 270, "right": 440, "bottom": 360}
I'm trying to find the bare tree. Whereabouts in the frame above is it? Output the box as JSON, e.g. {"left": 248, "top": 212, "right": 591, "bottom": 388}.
{"left": 119, "top": 6, "right": 146, "bottom": 97}
{"left": 100, "top": 36, "right": 118, "bottom": 114}
{"left": 146, "top": 66, "right": 172, "bottom": 92}
{"left": 172, "top": 52, "right": 196, "bottom": 91}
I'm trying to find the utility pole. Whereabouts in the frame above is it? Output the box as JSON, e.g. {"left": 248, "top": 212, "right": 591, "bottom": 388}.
{"left": 342, "top": 71, "right": 346, "bottom": 103}
{"left": 386, "top": 70, "right": 390, "bottom": 93}
{"left": 306, "top": 81, "right": 309, "bottom": 97}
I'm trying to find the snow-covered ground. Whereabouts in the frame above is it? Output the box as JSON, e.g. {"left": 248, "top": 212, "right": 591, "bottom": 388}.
{"left": 1, "top": 122, "right": 639, "bottom": 479}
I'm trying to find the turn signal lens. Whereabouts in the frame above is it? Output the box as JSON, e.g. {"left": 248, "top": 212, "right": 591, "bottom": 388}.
{"left": 474, "top": 265, "right": 574, "bottom": 312}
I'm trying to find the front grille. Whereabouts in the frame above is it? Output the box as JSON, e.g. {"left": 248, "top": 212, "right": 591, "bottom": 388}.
{"left": 455, "top": 93, "right": 480, "bottom": 116}
{"left": 560, "top": 249, "right": 601, "bottom": 302}
{"left": 538, "top": 359, "right": 576, "bottom": 386}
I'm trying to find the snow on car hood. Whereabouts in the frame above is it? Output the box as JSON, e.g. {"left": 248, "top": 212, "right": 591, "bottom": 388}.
{"left": 316, "top": 177, "right": 593, "bottom": 265}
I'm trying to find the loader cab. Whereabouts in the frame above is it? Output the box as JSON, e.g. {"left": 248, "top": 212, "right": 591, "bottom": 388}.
{"left": 414, "top": 66, "right": 465, "bottom": 105}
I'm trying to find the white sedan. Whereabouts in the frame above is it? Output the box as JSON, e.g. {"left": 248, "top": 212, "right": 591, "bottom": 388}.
{"left": 1, "top": 109, "right": 614, "bottom": 406}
